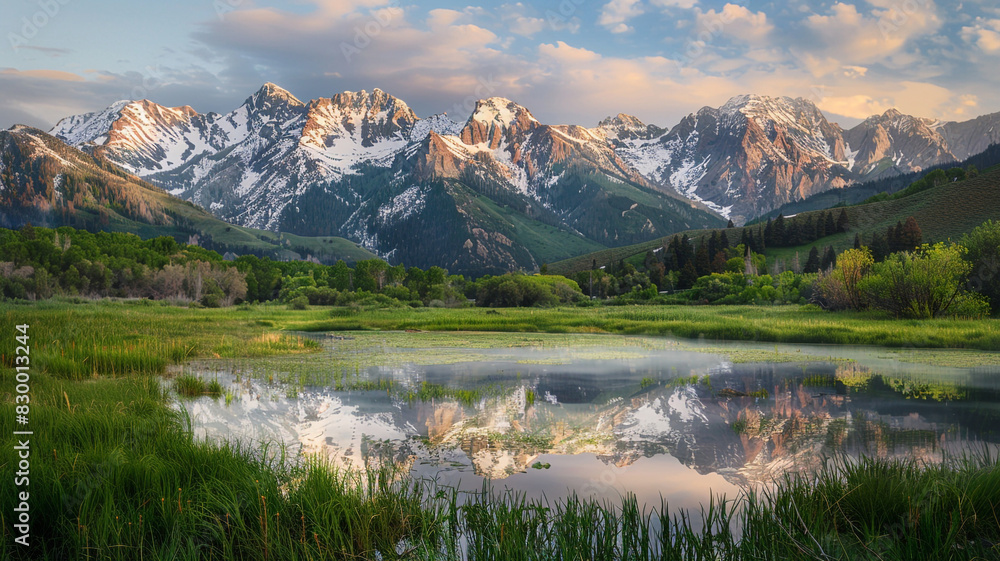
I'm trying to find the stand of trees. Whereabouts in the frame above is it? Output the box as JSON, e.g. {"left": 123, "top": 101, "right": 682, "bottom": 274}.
{"left": 3, "top": 217, "right": 997, "bottom": 318}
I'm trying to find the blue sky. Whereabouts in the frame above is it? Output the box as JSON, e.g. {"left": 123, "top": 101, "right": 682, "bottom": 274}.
{"left": 2, "top": 0, "right": 999, "bottom": 130}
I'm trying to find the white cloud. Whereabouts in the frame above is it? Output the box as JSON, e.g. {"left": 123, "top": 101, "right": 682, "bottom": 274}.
{"left": 800, "top": 2, "right": 941, "bottom": 72}
{"left": 841, "top": 65, "right": 868, "bottom": 78}
{"left": 598, "top": 0, "right": 644, "bottom": 33}
{"left": 816, "top": 94, "right": 893, "bottom": 119}
{"left": 499, "top": 3, "right": 580, "bottom": 37}
{"left": 652, "top": 0, "right": 699, "bottom": 8}
{"left": 962, "top": 18, "right": 1000, "bottom": 52}
{"left": 694, "top": 3, "right": 773, "bottom": 44}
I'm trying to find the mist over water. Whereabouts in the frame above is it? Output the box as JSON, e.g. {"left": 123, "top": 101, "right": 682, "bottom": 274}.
{"left": 180, "top": 333, "right": 1000, "bottom": 513}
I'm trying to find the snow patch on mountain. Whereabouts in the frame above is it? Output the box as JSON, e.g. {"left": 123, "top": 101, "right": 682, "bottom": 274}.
{"left": 50, "top": 100, "right": 132, "bottom": 146}
{"left": 378, "top": 186, "right": 426, "bottom": 224}
{"left": 410, "top": 113, "right": 463, "bottom": 140}
{"left": 471, "top": 97, "right": 538, "bottom": 127}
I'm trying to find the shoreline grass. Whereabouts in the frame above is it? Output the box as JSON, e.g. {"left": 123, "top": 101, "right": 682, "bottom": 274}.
{"left": 3, "top": 299, "right": 1000, "bottom": 559}
{"left": 293, "top": 304, "right": 1000, "bottom": 352}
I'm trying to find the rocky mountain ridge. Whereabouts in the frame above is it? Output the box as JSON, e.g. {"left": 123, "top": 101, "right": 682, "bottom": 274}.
{"left": 46, "top": 85, "right": 1000, "bottom": 271}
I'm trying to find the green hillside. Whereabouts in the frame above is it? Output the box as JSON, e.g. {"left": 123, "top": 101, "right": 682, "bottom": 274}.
{"left": 0, "top": 127, "right": 376, "bottom": 264}
{"left": 757, "top": 143, "right": 1000, "bottom": 222}
{"left": 468, "top": 193, "right": 607, "bottom": 265}
{"left": 552, "top": 164, "right": 1000, "bottom": 276}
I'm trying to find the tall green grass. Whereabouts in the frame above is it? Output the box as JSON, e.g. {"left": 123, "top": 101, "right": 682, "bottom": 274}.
{"left": 297, "top": 304, "right": 1000, "bottom": 351}
{"left": 3, "top": 300, "right": 1000, "bottom": 559}
{"left": 0, "top": 374, "right": 445, "bottom": 560}
{"left": 0, "top": 300, "right": 321, "bottom": 381}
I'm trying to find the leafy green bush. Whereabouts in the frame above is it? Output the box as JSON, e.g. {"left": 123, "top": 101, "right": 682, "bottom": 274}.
{"left": 475, "top": 273, "right": 583, "bottom": 307}
{"left": 961, "top": 219, "right": 1000, "bottom": 315}
{"left": 860, "top": 243, "right": 973, "bottom": 318}
{"left": 288, "top": 295, "right": 309, "bottom": 310}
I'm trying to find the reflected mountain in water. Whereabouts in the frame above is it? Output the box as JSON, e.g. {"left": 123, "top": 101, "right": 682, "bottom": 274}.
{"left": 182, "top": 337, "right": 1000, "bottom": 499}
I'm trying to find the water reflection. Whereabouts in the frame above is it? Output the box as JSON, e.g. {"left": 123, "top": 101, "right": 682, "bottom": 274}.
{"left": 180, "top": 335, "right": 1000, "bottom": 512}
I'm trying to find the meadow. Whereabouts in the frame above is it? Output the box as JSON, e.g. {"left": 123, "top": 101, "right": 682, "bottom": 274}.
{"left": 299, "top": 303, "right": 1000, "bottom": 352}
{"left": 2, "top": 299, "right": 1000, "bottom": 560}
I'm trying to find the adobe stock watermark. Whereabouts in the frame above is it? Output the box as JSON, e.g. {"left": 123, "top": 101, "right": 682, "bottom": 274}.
{"left": 341, "top": 2, "right": 403, "bottom": 63}
{"left": 449, "top": 75, "right": 502, "bottom": 120}
{"left": 126, "top": 65, "right": 165, "bottom": 102}
{"left": 671, "top": 7, "right": 742, "bottom": 71}
{"left": 7, "top": 0, "right": 72, "bottom": 53}
{"left": 214, "top": 0, "right": 245, "bottom": 21}
{"left": 544, "top": 0, "right": 586, "bottom": 31}
{"left": 876, "top": 0, "right": 932, "bottom": 40}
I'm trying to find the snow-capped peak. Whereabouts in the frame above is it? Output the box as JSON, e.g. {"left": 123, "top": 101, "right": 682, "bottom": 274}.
{"left": 595, "top": 113, "right": 660, "bottom": 142}
{"left": 50, "top": 99, "right": 134, "bottom": 146}
{"left": 409, "top": 113, "right": 463, "bottom": 141}
{"left": 245, "top": 82, "right": 305, "bottom": 111}
{"left": 469, "top": 97, "right": 538, "bottom": 128}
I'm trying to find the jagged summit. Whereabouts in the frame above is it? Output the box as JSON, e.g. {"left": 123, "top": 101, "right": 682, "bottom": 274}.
{"left": 461, "top": 97, "right": 539, "bottom": 148}
{"left": 598, "top": 113, "right": 647, "bottom": 129}
{"left": 595, "top": 113, "right": 663, "bottom": 142}
{"left": 44, "top": 82, "right": 1000, "bottom": 269}
{"left": 249, "top": 82, "right": 304, "bottom": 108}
{"left": 468, "top": 97, "right": 538, "bottom": 127}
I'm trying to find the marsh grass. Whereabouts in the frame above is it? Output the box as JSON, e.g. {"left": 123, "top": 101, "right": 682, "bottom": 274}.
{"left": 450, "top": 452, "right": 1000, "bottom": 561}
{"left": 3, "top": 300, "right": 1000, "bottom": 560}
{"left": 174, "top": 375, "right": 224, "bottom": 398}
{"left": 297, "top": 305, "right": 1000, "bottom": 354}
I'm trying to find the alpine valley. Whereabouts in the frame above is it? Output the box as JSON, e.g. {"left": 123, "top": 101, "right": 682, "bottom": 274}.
{"left": 7, "top": 83, "right": 1000, "bottom": 274}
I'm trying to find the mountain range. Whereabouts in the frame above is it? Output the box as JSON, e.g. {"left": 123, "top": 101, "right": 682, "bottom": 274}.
{"left": 8, "top": 83, "right": 1000, "bottom": 273}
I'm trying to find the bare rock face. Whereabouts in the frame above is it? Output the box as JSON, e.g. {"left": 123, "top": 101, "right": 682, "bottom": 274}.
{"left": 604, "top": 95, "right": 996, "bottom": 223}
{"left": 605, "top": 95, "right": 856, "bottom": 222}
{"left": 460, "top": 97, "right": 539, "bottom": 150}
{"left": 47, "top": 81, "right": 1000, "bottom": 271}
{"left": 48, "top": 83, "right": 724, "bottom": 274}
{"left": 411, "top": 131, "right": 464, "bottom": 180}
{"left": 940, "top": 113, "right": 1000, "bottom": 160}
{"left": 844, "top": 109, "right": 954, "bottom": 177}
{"left": 301, "top": 89, "right": 418, "bottom": 151}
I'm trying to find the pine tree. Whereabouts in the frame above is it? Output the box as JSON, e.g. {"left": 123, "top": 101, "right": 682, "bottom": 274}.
{"left": 678, "top": 261, "right": 698, "bottom": 289}
{"left": 708, "top": 231, "right": 720, "bottom": 262}
{"left": 787, "top": 220, "right": 801, "bottom": 246}
{"left": 824, "top": 212, "right": 837, "bottom": 237}
{"left": 664, "top": 237, "right": 679, "bottom": 271}
{"left": 711, "top": 250, "right": 728, "bottom": 273}
{"left": 821, "top": 246, "right": 837, "bottom": 271}
{"left": 644, "top": 250, "right": 657, "bottom": 269}
{"left": 719, "top": 230, "right": 730, "bottom": 252}
{"left": 887, "top": 220, "right": 903, "bottom": 253}
{"left": 695, "top": 240, "right": 711, "bottom": 277}
{"left": 871, "top": 231, "right": 889, "bottom": 261}
{"left": 899, "top": 216, "right": 922, "bottom": 251}
{"left": 837, "top": 208, "right": 850, "bottom": 233}
{"left": 772, "top": 214, "right": 786, "bottom": 246}
{"left": 853, "top": 233, "right": 862, "bottom": 249}
{"left": 727, "top": 219, "right": 735, "bottom": 228}
{"left": 679, "top": 235, "right": 693, "bottom": 268}
{"left": 804, "top": 246, "right": 821, "bottom": 273}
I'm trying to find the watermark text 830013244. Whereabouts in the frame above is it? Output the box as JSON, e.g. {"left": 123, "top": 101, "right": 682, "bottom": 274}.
{"left": 12, "top": 323, "right": 32, "bottom": 547}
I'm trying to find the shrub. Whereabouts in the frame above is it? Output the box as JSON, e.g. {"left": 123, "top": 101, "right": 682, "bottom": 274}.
{"left": 861, "top": 243, "right": 972, "bottom": 318}
{"left": 475, "top": 273, "right": 583, "bottom": 307}
{"left": 961, "top": 219, "right": 1000, "bottom": 315}
{"left": 288, "top": 295, "right": 309, "bottom": 310}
